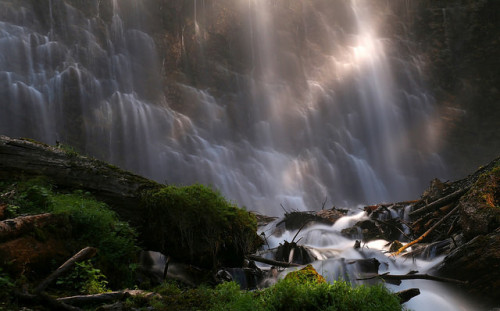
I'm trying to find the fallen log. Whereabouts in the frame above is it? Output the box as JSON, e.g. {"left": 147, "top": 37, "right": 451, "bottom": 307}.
{"left": 57, "top": 290, "right": 160, "bottom": 307}
{"left": 246, "top": 254, "right": 300, "bottom": 267}
{"left": 0, "top": 136, "right": 161, "bottom": 229}
{"left": 35, "top": 247, "right": 97, "bottom": 293}
{"left": 395, "top": 288, "right": 420, "bottom": 303}
{"left": 393, "top": 205, "right": 459, "bottom": 256}
{"left": 357, "top": 272, "right": 468, "bottom": 286}
{"left": 0, "top": 213, "right": 66, "bottom": 242}
{"left": 409, "top": 188, "right": 468, "bottom": 217}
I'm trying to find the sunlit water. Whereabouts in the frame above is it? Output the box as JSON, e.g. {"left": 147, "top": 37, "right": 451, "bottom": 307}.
{"left": 257, "top": 212, "right": 485, "bottom": 311}
{"left": 0, "top": 0, "right": 445, "bottom": 216}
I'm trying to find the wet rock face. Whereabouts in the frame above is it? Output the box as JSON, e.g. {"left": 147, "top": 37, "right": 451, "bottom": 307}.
{"left": 459, "top": 166, "right": 500, "bottom": 239}
{"left": 438, "top": 229, "right": 500, "bottom": 299}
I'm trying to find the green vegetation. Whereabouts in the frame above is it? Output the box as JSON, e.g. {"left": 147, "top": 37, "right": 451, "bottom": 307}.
{"left": 0, "top": 178, "right": 402, "bottom": 311}
{"left": 142, "top": 184, "right": 262, "bottom": 268}
{"left": 56, "top": 260, "right": 109, "bottom": 294}
{"left": 124, "top": 278, "right": 403, "bottom": 311}
{"left": 0, "top": 179, "right": 138, "bottom": 287}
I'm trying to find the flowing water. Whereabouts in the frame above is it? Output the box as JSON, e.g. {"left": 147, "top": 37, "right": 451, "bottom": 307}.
{"left": 0, "top": 0, "right": 444, "bottom": 216}
{"left": 0, "top": 1, "right": 485, "bottom": 309}
{"left": 256, "top": 212, "right": 484, "bottom": 310}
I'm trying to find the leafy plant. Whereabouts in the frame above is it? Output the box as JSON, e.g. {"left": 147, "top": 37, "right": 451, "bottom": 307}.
{"left": 56, "top": 260, "right": 109, "bottom": 294}
{"left": 50, "top": 191, "right": 138, "bottom": 287}
{"left": 0, "top": 180, "right": 138, "bottom": 288}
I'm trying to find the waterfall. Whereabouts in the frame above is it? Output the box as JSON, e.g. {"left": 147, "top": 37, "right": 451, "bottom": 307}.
{"left": 0, "top": 0, "right": 444, "bottom": 216}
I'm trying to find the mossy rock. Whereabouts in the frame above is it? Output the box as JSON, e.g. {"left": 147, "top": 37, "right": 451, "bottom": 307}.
{"left": 459, "top": 164, "right": 500, "bottom": 239}
{"left": 141, "top": 184, "right": 262, "bottom": 268}
{"left": 284, "top": 264, "right": 326, "bottom": 284}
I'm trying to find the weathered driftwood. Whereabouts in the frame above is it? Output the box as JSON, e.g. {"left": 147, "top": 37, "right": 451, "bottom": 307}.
{"left": 246, "top": 254, "right": 300, "bottom": 267}
{"left": 395, "top": 288, "right": 420, "bottom": 303}
{"left": 35, "top": 247, "right": 97, "bottom": 293}
{"left": 57, "top": 290, "right": 160, "bottom": 306}
{"left": 393, "top": 205, "right": 459, "bottom": 256}
{"left": 0, "top": 213, "right": 66, "bottom": 242}
{"left": 409, "top": 188, "right": 468, "bottom": 217}
{"left": 357, "top": 272, "right": 468, "bottom": 286}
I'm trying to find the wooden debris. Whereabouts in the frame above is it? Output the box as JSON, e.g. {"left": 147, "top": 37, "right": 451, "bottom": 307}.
{"left": 246, "top": 254, "right": 300, "bottom": 267}
{"left": 392, "top": 206, "right": 459, "bottom": 256}
{"left": 0, "top": 213, "right": 65, "bottom": 242}
{"left": 409, "top": 188, "right": 467, "bottom": 217}
{"left": 35, "top": 247, "right": 97, "bottom": 294}
{"left": 357, "top": 272, "right": 468, "bottom": 286}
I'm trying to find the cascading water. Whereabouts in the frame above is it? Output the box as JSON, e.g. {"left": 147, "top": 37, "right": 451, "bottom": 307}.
{"left": 0, "top": 0, "right": 443, "bottom": 215}
{"left": 0, "top": 1, "right": 485, "bottom": 309}
{"left": 254, "top": 208, "right": 485, "bottom": 310}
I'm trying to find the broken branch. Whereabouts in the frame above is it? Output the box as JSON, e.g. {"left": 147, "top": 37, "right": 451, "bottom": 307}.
{"left": 409, "top": 188, "right": 467, "bottom": 217}
{"left": 357, "top": 273, "right": 468, "bottom": 286}
{"left": 393, "top": 205, "right": 459, "bottom": 256}
{"left": 246, "top": 254, "right": 300, "bottom": 267}
{"left": 35, "top": 247, "right": 97, "bottom": 294}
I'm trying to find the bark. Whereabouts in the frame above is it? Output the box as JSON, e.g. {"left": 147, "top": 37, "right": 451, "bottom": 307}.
{"left": 0, "top": 136, "right": 161, "bottom": 228}
{"left": 246, "top": 254, "right": 300, "bottom": 267}
{"left": 0, "top": 213, "right": 66, "bottom": 242}
{"left": 35, "top": 247, "right": 97, "bottom": 293}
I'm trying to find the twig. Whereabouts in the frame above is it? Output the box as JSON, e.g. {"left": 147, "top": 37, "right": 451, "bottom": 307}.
{"left": 357, "top": 272, "right": 468, "bottom": 286}
{"left": 321, "top": 197, "right": 327, "bottom": 210}
{"left": 393, "top": 206, "right": 459, "bottom": 256}
{"left": 280, "top": 203, "right": 288, "bottom": 214}
{"left": 291, "top": 222, "right": 308, "bottom": 244}
{"left": 246, "top": 254, "right": 300, "bottom": 267}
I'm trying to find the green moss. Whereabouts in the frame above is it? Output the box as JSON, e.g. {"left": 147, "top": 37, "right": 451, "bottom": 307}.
{"left": 125, "top": 277, "right": 403, "bottom": 311}
{"left": 142, "top": 184, "right": 262, "bottom": 268}
{"left": 0, "top": 180, "right": 138, "bottom": 288}
{"left": 284, "top": 264, "right": 327, "bottom": 284}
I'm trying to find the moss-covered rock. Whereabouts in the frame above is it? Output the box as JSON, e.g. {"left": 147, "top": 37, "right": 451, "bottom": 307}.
{"left": 142, "top": 184, "right": 262, "bottom": 268}
{"left": 459, "top": 164, "right": 500, "bottom": 239}
{"left": 284, "top": 265, "right": 326, "bottom": 284}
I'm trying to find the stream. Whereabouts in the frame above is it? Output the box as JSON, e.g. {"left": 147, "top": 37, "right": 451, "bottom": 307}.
{"left": 254, "top": 211, "right": 485, "bottom": 311}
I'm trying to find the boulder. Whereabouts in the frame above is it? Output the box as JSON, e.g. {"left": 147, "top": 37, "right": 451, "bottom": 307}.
{"left": 284, "top": 265, "right": 326, "bottom": 284}
{"left": 459, "top": 165, "right": 500, "bottom": 239}
{"left": 437, "top": 229, "right": 500, "bottom": 299}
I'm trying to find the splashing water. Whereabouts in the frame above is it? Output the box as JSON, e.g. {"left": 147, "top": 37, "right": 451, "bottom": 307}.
{"left": 257, "top": 213, "right": 484, "bottom": 310}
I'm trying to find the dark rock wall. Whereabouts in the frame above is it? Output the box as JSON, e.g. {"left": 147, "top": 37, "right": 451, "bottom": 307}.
{"left": 388, "top": 0, "right": 500, "bottom": 178}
